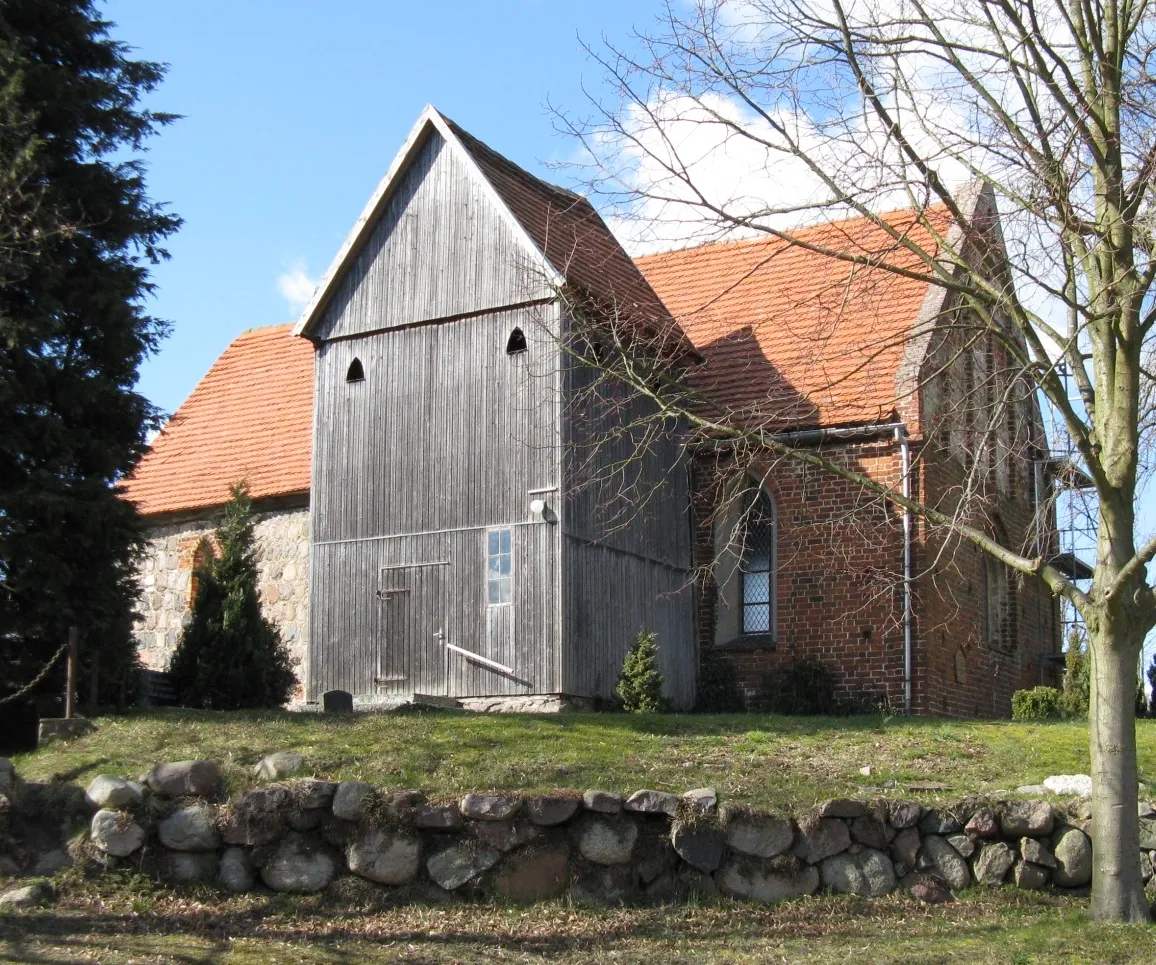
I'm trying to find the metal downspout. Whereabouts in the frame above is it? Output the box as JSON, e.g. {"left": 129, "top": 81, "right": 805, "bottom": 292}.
{"left": 896, "top": 426, "right": 913, "bottom": 715}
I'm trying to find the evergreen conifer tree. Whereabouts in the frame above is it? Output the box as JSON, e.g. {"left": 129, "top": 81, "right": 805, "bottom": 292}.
{"left": 0, "top": 1, "right": 180, "bottom": 714}
{"left": 168, "top": 483, "right": 296, "bottom": 709}
{"left": 616, "top": 631, "right": 665, "bottom": 713}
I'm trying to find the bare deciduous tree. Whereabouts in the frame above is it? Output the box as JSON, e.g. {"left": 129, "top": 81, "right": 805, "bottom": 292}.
{"left": 555, "top": 0, "right": 1156, "bottom": 922}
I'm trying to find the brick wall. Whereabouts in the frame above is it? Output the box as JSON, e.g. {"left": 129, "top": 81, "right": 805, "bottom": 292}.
{"left": 911, "top": 312, "right": 1062, "bottom": 716}
{"left": 692, "top": 440, "right": 909, "bottom": 710}
{"left": 914, "top": 451, "right": 1061, "bottom": 718}
{"left": 692, "top": 434, "right": 1060, "bottom": 718}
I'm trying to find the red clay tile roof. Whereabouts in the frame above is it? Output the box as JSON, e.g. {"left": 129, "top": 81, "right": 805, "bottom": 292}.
{"left": 124, "top": 209, "right": 950, "bottom": 517}
{"left": 446, "top": 117, "right": 697, "bottom": 361}
{"left": 634, "top": 209, "right": 950, "bottom": 430}
{"left": 119, "top": 324, "right": 314, "bottom": 518}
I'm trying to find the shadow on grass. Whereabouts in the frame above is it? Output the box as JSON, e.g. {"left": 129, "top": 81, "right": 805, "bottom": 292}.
{"left": 0, "top": 893, "right": 1039, "bottom": 965}
{"left": 0, "top": 906, "right": 664, "bottom": 964}
{"left": 4, "top": 884, "right": 1137, "bottom": 965}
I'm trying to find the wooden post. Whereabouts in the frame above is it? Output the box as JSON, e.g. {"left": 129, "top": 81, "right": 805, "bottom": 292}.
{"left": 64, "top": 625, "right": 79, "bottom": 719}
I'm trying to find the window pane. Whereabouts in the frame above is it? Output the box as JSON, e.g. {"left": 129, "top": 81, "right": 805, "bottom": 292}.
{"left": 486, "top": 529, "right": 514, "bottom": 605}
{"left": 743, "top": 571, "right": 769, "bottom": 605}
{"left": 745, "top": 549, "right": 771, "bottom": 572}
{"left": 744, "top": 603, "right": 770, "bottom": 633}
{"left": 739, "top": 492, "right": 774, "bottom": 635}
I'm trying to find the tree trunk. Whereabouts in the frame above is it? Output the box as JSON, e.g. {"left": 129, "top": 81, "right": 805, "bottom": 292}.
{"left": 1089, "top": 628, "right": 1150, "bottom": 922}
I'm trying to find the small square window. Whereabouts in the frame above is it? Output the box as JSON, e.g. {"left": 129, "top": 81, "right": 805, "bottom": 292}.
{"left": 486, "top": 528, "right": 512, "bottom": 605}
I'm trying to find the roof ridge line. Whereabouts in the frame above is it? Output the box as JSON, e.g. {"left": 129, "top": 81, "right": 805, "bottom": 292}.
{"left": 633, "top": 203, "right": 950, "bottom": 263}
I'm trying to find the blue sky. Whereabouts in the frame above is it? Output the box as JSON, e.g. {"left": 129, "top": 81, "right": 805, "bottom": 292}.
{"left": 106, "top": 0, "right": 653, "bottom": 417}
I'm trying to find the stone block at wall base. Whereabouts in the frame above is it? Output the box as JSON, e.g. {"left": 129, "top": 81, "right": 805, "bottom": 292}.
{"left": 38, "top": 718, "right": 95, "bottom": 745}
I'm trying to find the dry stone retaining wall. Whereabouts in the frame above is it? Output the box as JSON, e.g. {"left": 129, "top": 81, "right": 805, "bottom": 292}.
{"left": 4, "top": 756, "right": 1152, "bottom": 908}
{"left": 132, "top": 507, "right": 310, "bottom": 695}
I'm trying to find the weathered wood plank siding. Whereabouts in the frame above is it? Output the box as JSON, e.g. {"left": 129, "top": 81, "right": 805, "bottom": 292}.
{"left": 307, "top": 118, "right": 694, "bottom": 706}
{"left": 311, "top": 129, "right": 551, "bottom": 343}
{"left": 311, "top": 306, "right": 560, "bottom": 542}
{"left": 559, "top": 322, "right": 697, "bottom": 708}
{"left": 309, "top": 305, "right": 563, "bottom": 700}
{"left": 562, "top": 541, "right": 696, "bottom": 708}
{"left": 311, "top": 524, "right": 560, "bottom": 699}
{"left": 561, "top": 352, "right": 692, "bottom": 566}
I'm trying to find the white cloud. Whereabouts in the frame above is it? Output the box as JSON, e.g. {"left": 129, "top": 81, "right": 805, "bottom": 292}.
{"left": 593, "top": 0, "right": 1089, "bottom": 258}
{"left": 603, "top": 82, "right": 976, "bottom": 256}
{"left": 277, "top": 260, "right": 319, "bottom": 316}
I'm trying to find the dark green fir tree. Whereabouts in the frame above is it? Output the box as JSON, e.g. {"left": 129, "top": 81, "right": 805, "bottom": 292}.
{"left": 0, "top": 1, "right": 180, "bottom": 720}
{"left": 169, "top": 483, "right": 296, "bottom": 709}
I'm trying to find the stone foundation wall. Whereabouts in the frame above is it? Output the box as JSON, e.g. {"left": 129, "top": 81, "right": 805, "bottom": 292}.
{"left": 3, "top": 755, "right": 1148, "bottom": 908}
{"left": 133, "top": 506, "right": 311, "bottom": 697}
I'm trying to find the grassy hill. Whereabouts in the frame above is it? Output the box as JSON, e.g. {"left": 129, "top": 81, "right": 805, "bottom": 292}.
{"left": 8, "top": 709, "right": 1156, "bottom": 964}
{"left": 14, "top": 708, "right": 1156, "bottom": 810}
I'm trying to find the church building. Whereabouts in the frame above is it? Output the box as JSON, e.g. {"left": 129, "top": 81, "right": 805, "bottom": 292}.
{"left": 121, "top": 107, "right": 1062, "bottom": 717}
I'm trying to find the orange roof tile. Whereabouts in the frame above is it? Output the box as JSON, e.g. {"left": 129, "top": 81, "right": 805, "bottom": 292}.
{"left": 634, "top": 209, "right": 950, "bottom": 429}
{"left": 124, "top": 209, "right": 952, "bottom": 518}
{"left": 120, "top": 324, "right": 314, "bottom": 518}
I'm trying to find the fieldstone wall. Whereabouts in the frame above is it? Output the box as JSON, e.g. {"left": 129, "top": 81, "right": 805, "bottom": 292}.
{"left": 133, "top": 507, "right": 311, "bottom": 696}
{"left": 3, "top": 755, "right": 1150, "bottom": 909}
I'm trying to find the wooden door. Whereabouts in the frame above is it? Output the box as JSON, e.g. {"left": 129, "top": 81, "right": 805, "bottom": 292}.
{"left": 375, "top": 562, "right": 448, "bottom": 697}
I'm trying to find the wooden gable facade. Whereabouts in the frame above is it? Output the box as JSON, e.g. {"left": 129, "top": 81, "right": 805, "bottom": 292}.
{"left": 296, "top": 107, "right": 697, "bottom": 708}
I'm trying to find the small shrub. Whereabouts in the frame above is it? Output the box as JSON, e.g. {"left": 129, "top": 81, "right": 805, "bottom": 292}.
{"left": 1011, "top": 686, "right": 1062, "bottom": 721}
{"left": 694, "top": 647, "right": 744, "bottom": 712}
{"left": 759, "top": 659, "right": 838, "bottom": 715}
{"left": 616, "top": 631, "right": 665, "bottom": 713}
{"left": 838, "top": 689, "right": 889, "bottom": 716}
{"left": 1059, "top": 636, "right": 1090, "bottom": 717}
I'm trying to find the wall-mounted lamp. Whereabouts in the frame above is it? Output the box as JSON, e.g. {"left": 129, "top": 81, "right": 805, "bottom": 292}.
{"left": 529, "top": 497, "right": 557, "bottom": 524}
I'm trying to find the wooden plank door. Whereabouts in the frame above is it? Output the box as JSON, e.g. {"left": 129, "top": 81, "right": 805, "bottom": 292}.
{"left": 376, "top": 562, "right": 448, "bottom": 698}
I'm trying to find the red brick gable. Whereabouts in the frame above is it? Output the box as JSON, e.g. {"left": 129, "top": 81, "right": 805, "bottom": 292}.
{"left": 634, "top": 210, "right": 949, "bottom": 429}
{"left": 119, "top": 324, "right": 314, "bottom": 518}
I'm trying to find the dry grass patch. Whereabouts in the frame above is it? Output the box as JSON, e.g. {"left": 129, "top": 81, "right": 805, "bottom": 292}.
{"left": 2, "top": 875, "right": 1154, "bottom": 964}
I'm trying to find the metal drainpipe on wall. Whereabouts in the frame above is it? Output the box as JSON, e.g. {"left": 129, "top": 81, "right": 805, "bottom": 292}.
{"left": 895, "top": 425, "right": 914, "bottom": 715}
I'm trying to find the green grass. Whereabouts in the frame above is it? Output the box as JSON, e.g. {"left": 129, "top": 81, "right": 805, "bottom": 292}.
{"left": 13, "top": 708, "right": 1156, "bottom": 810}
{"left": 2, "top": 876, "right": 1155, "bottom": 964}
{"left": 8, "top": 711, "right": 1156, "bottom": 962}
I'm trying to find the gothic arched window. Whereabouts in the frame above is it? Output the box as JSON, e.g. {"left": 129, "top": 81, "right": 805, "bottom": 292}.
{"left": 740, "top": 491, "right": 776, "bottom": 635}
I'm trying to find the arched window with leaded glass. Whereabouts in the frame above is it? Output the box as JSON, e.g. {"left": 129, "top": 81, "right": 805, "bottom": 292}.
{"left": 740, "top": 490, "right": 776, "bottom": 636}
